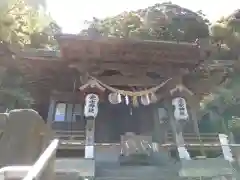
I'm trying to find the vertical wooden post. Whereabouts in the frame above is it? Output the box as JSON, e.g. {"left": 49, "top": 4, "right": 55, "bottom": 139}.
{"left": 79, "top": 78, "right": 105, "bottom": 159}
{"left": 152, "top": 106, "right": 168, "bottom": 145}
{"left": 165, "top": 98, "right": 185, "bottom": 146}
{"left": 165, "top": 96, "right": 191, "bottom": 160}
{"left": 85, "top": 118, "right": 95, "bottom": 158}
{"left": 47, "top": 99, "right": 56, "bottom": 124}
{"left": 66, "top": 104, "right": 73, "bottom": 122}
{"left": 84, "top": 93, "right": 100, "bottom": 159}
{"left": 168, "top": 77, "right": 186, "bottom": 146}
{"left": 191, "top": 108, "right": 206, "bottom": 157}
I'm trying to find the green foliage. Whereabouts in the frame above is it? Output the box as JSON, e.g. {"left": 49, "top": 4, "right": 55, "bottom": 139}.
{"left": 199, "top": 74, "right": 240, "bottom": 134}
{"left": 0, "top": 0, "right": 61, "bottom": 110}
{"left": 81, "top": 2, "right": 209, "bottom": 42}
{"left": 211, "top": 11, "right": 240, "bottom": 58}
{"left": 199, "top": 10, "right": 240, "bottom": 133}
{"left": 0, "top": 0, "right": 61, "bottom": 48}
{"left": 228, "top": 116, "right": 240, "bottom": 130}
{"left": 201, "top": 74, "right": 240, "bottom": 110}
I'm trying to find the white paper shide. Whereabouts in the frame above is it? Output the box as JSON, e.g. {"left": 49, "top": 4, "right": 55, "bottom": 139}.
{"left": 84, "top": 93, "right": 99, "bottom": 118}
{"left": 172, "top": 97, "right": 189, "bottom": 121}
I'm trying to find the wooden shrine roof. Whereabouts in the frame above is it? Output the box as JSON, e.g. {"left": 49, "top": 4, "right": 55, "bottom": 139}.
{"left": 55, "top": 34, "right": 201, "bottom": 65}
{"left": 0, "top": 40, "right": 238, "bottom": 103}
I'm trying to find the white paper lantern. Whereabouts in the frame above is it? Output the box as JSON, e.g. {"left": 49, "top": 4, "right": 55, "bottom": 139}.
{"left": 108, "top": 93, "right": 122, "bottom": 104}
{"left": 140, "top": 94, "right": 150, "bottom": 106}
{"left": 84, "top": 93, "right": 99, "bottom": 118}
{"left": 172, "top": 97, "right": 188, "bottom": 121}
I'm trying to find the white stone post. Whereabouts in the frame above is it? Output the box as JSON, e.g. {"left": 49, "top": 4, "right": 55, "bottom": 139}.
{"left": 219, "top": 134, "right": 234, "bottom": 162}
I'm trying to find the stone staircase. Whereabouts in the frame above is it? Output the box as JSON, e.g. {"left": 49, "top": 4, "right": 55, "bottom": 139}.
{"left": 94, "top": 145, "right": 183, "bottom": 180}
{"left": 95, "top": 163, "right": 182, "bottom": 180}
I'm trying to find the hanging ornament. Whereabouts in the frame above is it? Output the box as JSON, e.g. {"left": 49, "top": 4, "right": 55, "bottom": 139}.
{"left": 84, "top": 93, "right": 99, "bottom": 118}
{"left": 172, "top": 97, "right": 189, "bottom": 121}
{"left": 125, "top": 95, "right": 129, "bottom": 105}
{"left": 132, "top": 96, "right": 139, "bottom": 107}
{"left": 108, "top": 92, "right": 122, "bottom": 104}
{"left": 149, "top": 92, "right": 158, "bottom": 103}
{"left": 140, "top": 94, "right": 150, "bottom": 106}
{"left": 117, "top": 93, "right": 122, "bottom": 103}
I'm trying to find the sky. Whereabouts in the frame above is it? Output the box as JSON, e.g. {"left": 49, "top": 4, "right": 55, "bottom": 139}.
{"left": 46, "top": 0, "right": 240, "bottom": 34}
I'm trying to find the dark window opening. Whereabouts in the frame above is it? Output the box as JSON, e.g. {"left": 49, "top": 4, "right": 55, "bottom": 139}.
{"left": 99, "top": 70, "right": 122, "bottom": 76}
{"left": 146, "top": 72, "right": 161, "bottom": 79}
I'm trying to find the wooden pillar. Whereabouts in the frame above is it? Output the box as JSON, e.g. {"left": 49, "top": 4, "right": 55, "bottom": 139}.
{"left": 84, "top": 93, "right": 99, "bottom": 159}
{"left": 47, "top": 99, "right": 56, "bottom": 124}
{"left": 168, "top": 76, "right": 186, "bottom": 147}
{"left": 165, "top": 96, "right": 191, "bottom": 160}
{"left": 165, "top": 99, "right": 185, "bottom": 146}
{"left": 66, "top": 104, "right": 73, "bottom": 122}
{"left": 79, "top": 78, "right": 105, "bottom": 159}
{"left": 191, "top": 107, "right": 206, "bottom": 156}
{"left": 152, "top": 106, "right": 168, "bottom": 144}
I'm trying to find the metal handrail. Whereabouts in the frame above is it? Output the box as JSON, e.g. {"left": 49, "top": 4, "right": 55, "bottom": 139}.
{"left": 23, "top": 139, "right": 59, "bottom": 180}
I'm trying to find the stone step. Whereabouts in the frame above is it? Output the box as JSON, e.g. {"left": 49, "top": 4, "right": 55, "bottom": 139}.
{"left": 95, "top": 177, "right": 138, "bottom": 180}
{"left": 54, "top": 145, "right": 179, "bottom": 180}
{"left": 96, "top": 164, "right": 181, "bottom": 180}
{"left": 95, "top": 144, "right": 120, "bottom": 163}
{"left": 95, "top": 144, "right": 172, "bottom": 165}
{"left": 55, "top": 158, "right": 95, "bottom": 178}
{"left": 55, "top": 171, "right": 79, "bottom": 180}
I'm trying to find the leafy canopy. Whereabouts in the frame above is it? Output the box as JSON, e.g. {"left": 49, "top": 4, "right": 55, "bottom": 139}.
{"left": 0, "top": 0, "right": 61, "bottom": 110}
{"left": 81, "top": 2, "right": 209, "bottom": 42}
{"left": 0, "top": 0, "right": 61, "bottom": 48}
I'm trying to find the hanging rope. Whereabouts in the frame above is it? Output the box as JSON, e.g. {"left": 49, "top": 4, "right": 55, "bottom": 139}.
{"left": 89, "top": 76, "right": 172, "bottom": 97}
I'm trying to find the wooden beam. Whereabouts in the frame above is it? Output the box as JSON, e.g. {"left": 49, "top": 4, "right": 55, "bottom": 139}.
{"left": 97, "top": 75, "right": 165, "bottom": 86}
{"left": 51, "top": 91, "right": 82, "bottom": 102}
{"left": 68, "top": 61, "right": 189, "bottom": 78}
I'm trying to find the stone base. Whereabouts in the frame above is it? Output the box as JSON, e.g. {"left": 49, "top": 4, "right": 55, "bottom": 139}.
{"left": 179, "top": 159, "right": 233, "bottom": 177}
{"left": 55, "top": 158, "right": 95, "bottom": 178}
{"left": 119, "top": 154, "right": 151, "bottom": 165}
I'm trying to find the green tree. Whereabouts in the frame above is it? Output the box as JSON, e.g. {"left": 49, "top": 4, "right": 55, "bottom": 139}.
{"left": 199, "top": 73, "right": 240, "bottom": 135}
{"left": 0, "top": 0, "right": 61, "bottom": 111}
{"left": 199, "top": 10, "right": 240, "bottom": 136}
{"left": 81, "top": 2, "right": 209, "bottom": 42}
{"left": 0, "top": 0, "right": 61, "bottom": 48}
{"left": 211, "top": 10, "right": 240, "bottom": 59}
